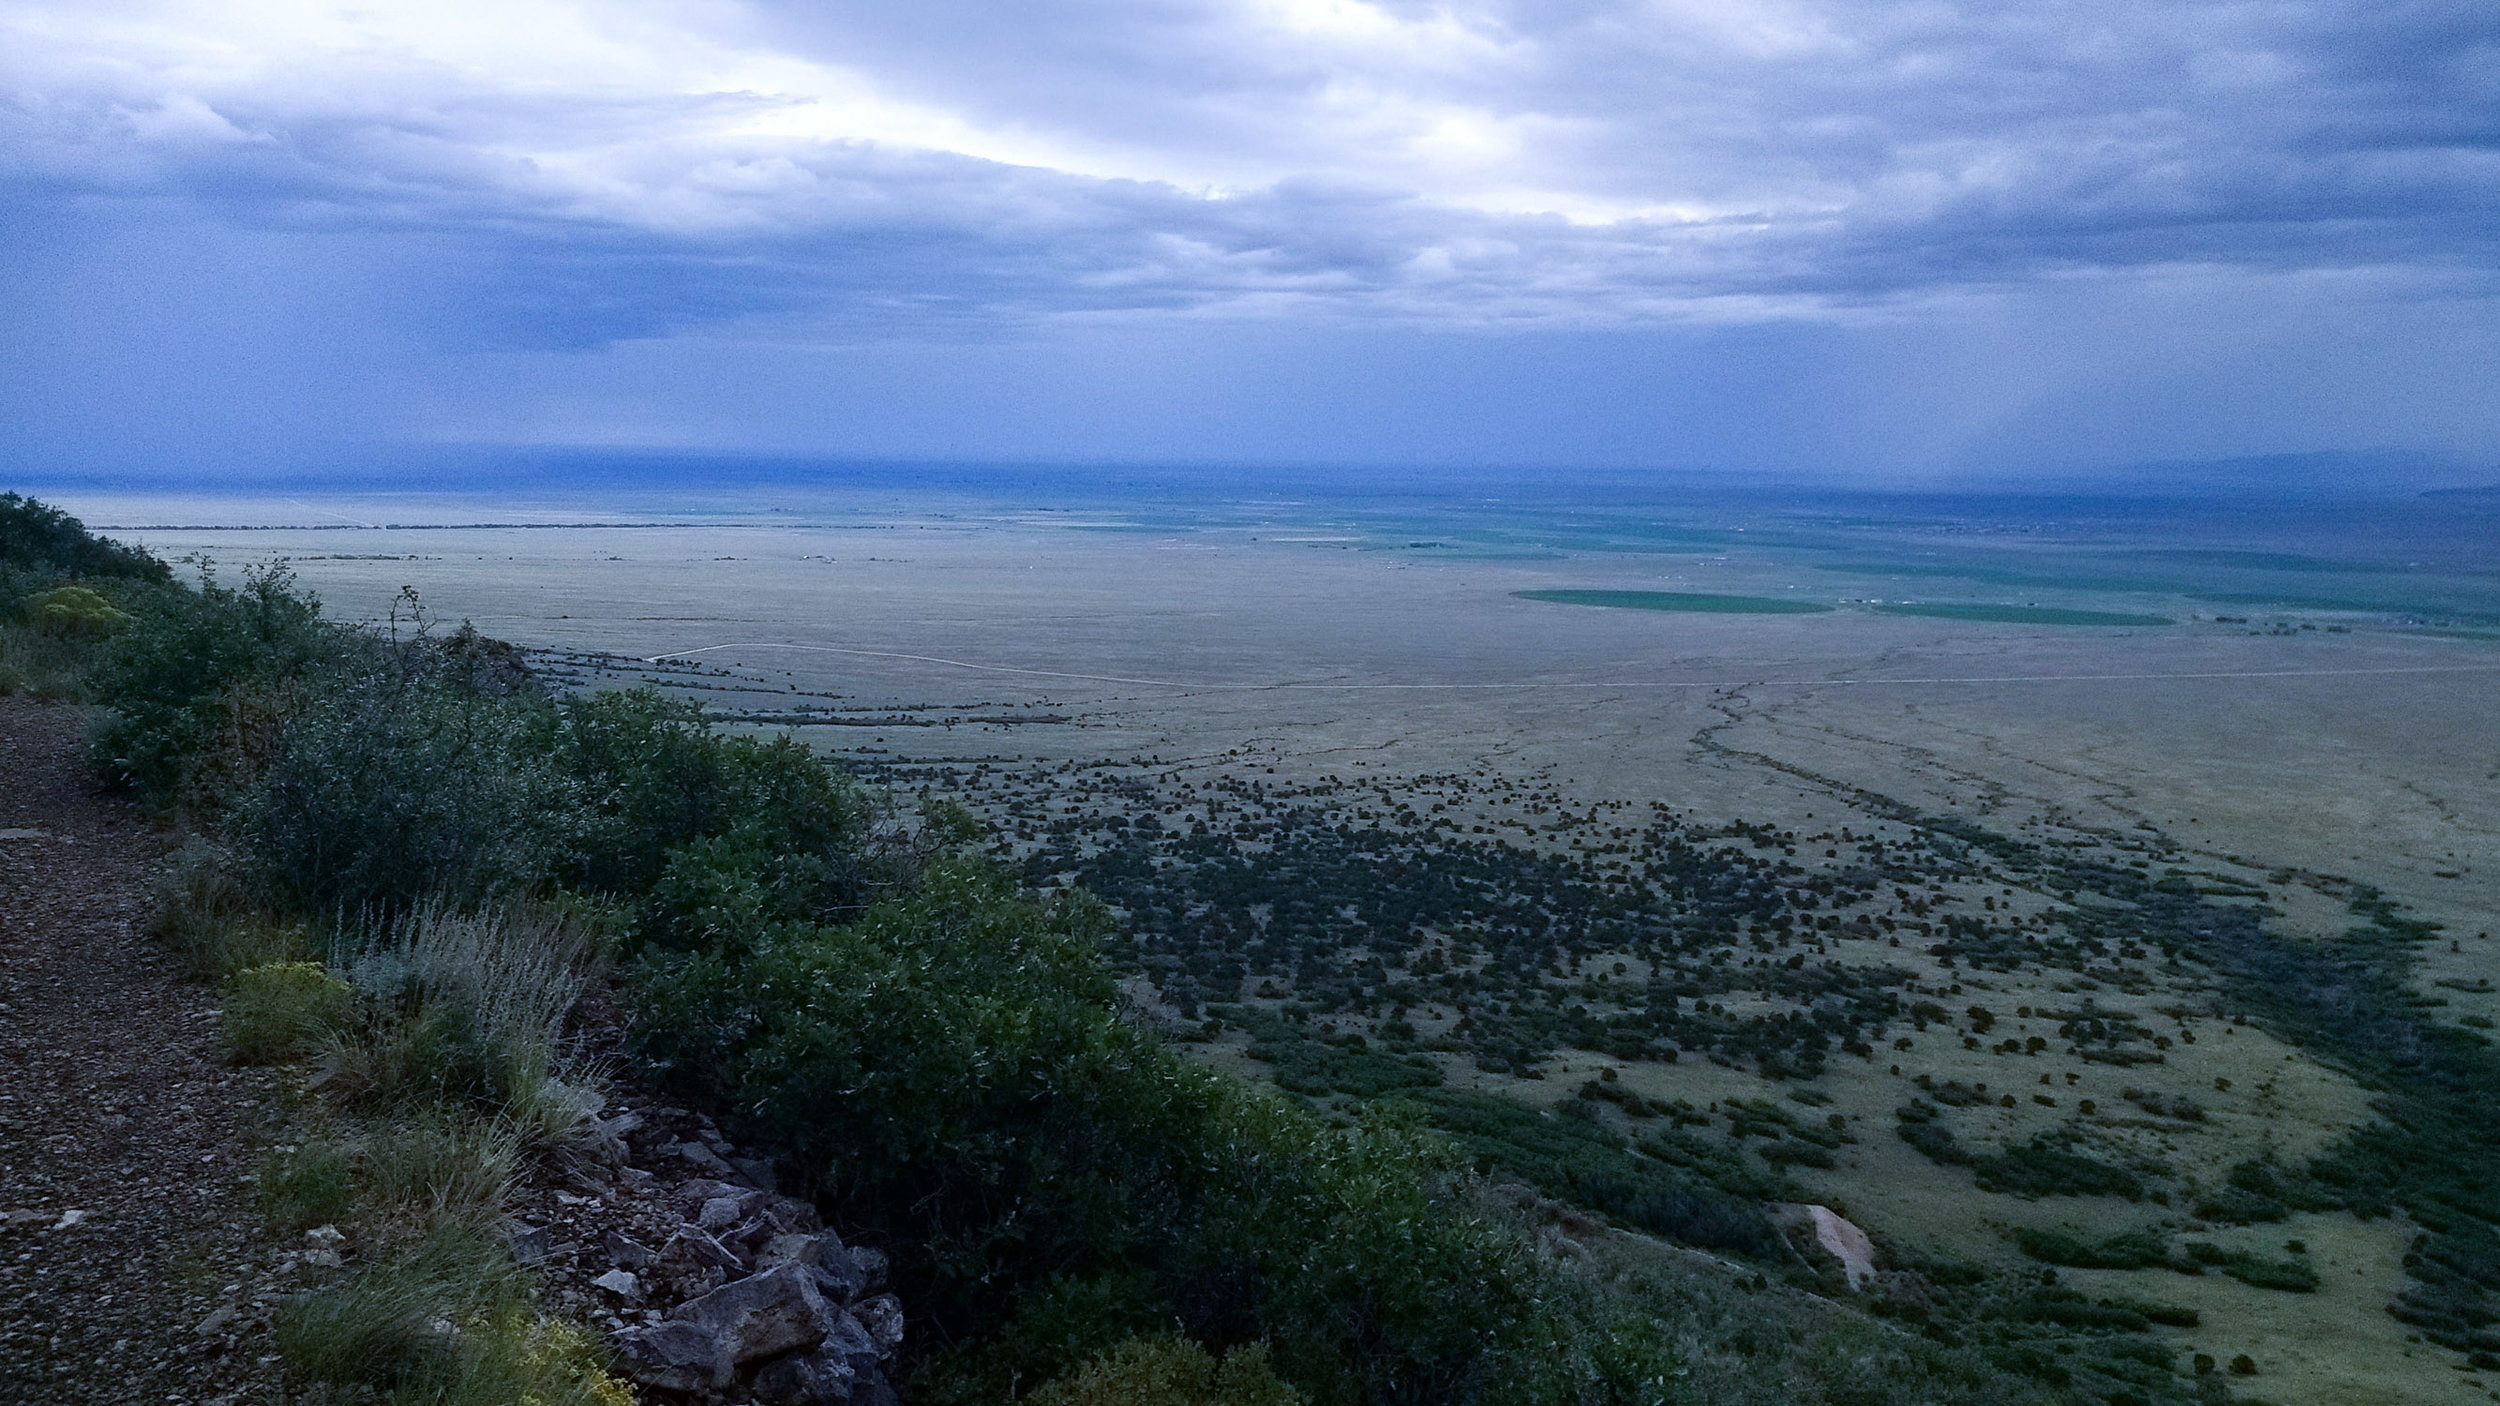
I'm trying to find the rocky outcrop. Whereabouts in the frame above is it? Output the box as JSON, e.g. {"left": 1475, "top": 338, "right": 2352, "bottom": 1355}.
{"left": 497, "top": 1100, "right": 905, "bottom": 1405}
{"left": 1772, "top": 1202, "right": 1878, "bottom": 1292}
{"left": 609, "top": 1203, "right": 903, "bottom": 1403}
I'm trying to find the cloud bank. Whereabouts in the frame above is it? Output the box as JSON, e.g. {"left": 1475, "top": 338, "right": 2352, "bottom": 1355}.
{"left": 6, "top": 0, "right": 2494, "bottom": 342}
{"left": 2, "top": 0, "right": 2496, "bottom": 478}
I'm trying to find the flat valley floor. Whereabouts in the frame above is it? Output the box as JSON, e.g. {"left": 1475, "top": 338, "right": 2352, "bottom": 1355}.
{"left": 78, "top": 483, "right": 2500, "bottom": 1404}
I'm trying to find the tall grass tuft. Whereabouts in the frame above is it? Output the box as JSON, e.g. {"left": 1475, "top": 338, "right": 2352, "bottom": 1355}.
{"left": 256, "top": 1138, "right": 359, "bottom": 1232}
{"left": 274, "top": 1220, "right": 634, "bottom": 1405}
{"left": 271, "top": 1220, "right": 522, "bottom": 1387}
{"left": 222, "top": 962, "right": 354, "bottom": 1064}
{"left": 358, "top": 1118, "right": 520, "bottom": 1224}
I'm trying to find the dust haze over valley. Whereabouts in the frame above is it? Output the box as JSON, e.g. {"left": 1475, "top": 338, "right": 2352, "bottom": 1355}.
{"left": 63, "top": 470, "right": 2500, "bottom": 1406}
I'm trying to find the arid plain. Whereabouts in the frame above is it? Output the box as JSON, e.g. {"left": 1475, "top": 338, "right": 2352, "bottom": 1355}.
{"left": 80, "top": 482, "right": 2500, "bottom": 1404}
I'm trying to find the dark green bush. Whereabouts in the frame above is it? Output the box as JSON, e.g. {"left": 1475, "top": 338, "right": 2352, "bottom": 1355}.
{"left": 2222, "top": 1256, "right": 2318, "bottom": 1294}
{"left": 542, "top": 689, "right": 869, "bottom": 905}
{"left": 1375, "top": 1087, "right": 1786, "bottom": 1256}
{"left": 631, "top": 863, "right": 1693, "bottom": 1406}
{"left": 2013, "top": 1226, "right": 2172, "bottom": 1271}
{"left": 249, "top": 660, "right": 561, "bottom": 915}
{"left": 1028, "top": 1336, "right": 1306, "bottom": 1406}
{"left": 0, "top": 492, "right": 167, "bottom": 581}
{"left": 90, "top": 562, "right": 330, "bottom": 799}
{"left": 1973, "top": 1137, "right": 2143, "bottom": 1200}
{"left": 1247, "top": 1024, "right": 1443, "bottom": 1098}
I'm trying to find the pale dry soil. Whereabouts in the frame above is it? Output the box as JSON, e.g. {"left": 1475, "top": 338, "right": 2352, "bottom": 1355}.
{"left": 124, "top": 517, "right": 2500, "bottom": 1406}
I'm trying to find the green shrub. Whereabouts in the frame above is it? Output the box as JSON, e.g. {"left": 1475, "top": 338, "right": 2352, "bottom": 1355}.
{"left": 91, "top": 562, "right": 331, "bottom": 800}
{"left": 222, "top": 961, "right": 353, "bottom": 1063}
{"left": 1030, "top": 1338, "right": 1306, "bottom": 1406}
{"left": 20, "top": 583, "right": 132, "bottom": 636}
{"left": 2013, "top": 1226, "right": 2172, "bottom": 1270}
{"left": 1247, "top": 1023, "right": 1442, "bottom": 1098}
{"left": 248, "top": 661, "right": 561, "bottom": 914}
{"left": 2223, "top": 1256, "right": 2319, "bottom": 1293}
{"left": 544, "top": 688, "right": 870, "bottom": 904}
{"left": 1973, "top": 1136, "right": 2142, "bottom": 1200}
{"left": 2105, "top": 1296, "right": 2200, "bottom": 1327}
{"left": 635, "top": 864, "right": 1647, "bottom": 1405}
{"left": 1387, "top": 1088, "right": 1784, "bottom": 1255}
{"left": 644, "top": 831, "right": 841, "bottom": 954}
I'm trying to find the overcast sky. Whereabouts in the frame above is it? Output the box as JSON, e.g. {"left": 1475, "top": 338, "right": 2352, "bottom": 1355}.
{"left": 4, "top": 0, "right": 2496, "bottom": 483}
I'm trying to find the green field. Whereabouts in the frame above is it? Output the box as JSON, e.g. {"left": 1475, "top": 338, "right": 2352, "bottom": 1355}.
{"left": 1514, "top": 589, "right": 1834, "bottom": 614}
{"left": 1873, "top": 603, "right": 2174, "bottom": 626}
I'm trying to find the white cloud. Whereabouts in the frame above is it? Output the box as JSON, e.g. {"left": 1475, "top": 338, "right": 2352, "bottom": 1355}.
{"left": 1, "top": 0, "right": 2493, "bottom": 342}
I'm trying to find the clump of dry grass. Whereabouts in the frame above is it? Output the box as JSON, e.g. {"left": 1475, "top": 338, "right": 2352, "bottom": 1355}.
{"left": 321, "top": 903, "right": 613, "bottom": 1161}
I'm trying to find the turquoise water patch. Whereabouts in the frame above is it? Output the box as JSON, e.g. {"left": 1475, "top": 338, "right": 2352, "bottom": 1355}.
{"left": 1872, "top": 604, "right": 2173, "bottom": 626}
{"left": 1513, "top": 590, "right": 1833, "bottom": 615}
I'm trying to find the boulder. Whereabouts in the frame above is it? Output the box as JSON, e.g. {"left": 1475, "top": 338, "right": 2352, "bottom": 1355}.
{"left": 1803, "top": 1205, "right": 1877, "bottom": 1291}
{"left": 1772, "top": 1202, "right": 1879, "bottom": 1291}
{"left": 698, "top": 1191, "right": 771, "bottom": 1233}
{"left": 508, "top": 1225, "right": 556, "bottom": 1263}
{"left": 662, "top": 1226, "right": 748, "bottom": 1273}
{"left": 801, "top": 1234, "right": 876, "bottom": 1304}
{"left": 670, "top": 1177, "right": 751, "bottom": 1211}
{"left": 611, "top": 1319, "right": 731, "bottom": 1393}
{"left": 670, "top": 1263, "right": 842, "bottom": 1369}
{"left": 721, "top": 1214, "right": 781, "bottom": 1257}
{"left": 850, "top": 1245, "right": 889, "bottom": 1295}
{"left": 757, "top": 1232, "right": 826, "bottom": 1273}
{"left": 650, "top": 1226, "right": 745, "bottom": 1299}
{"left": 603, "top": 1230, "right": 657, "bottom": 1269}
{"left": 852, "top": 1293, "right": 905, "bottom": 1356}
{"left": 674, "top": 1140, "right": 746, "bottom": 1182}
{"left": 752, "top": 1313, "right": 889, "bottom": 1406}
{"left": 763, "top": 1194, "right": 823, "bottom": 1235}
